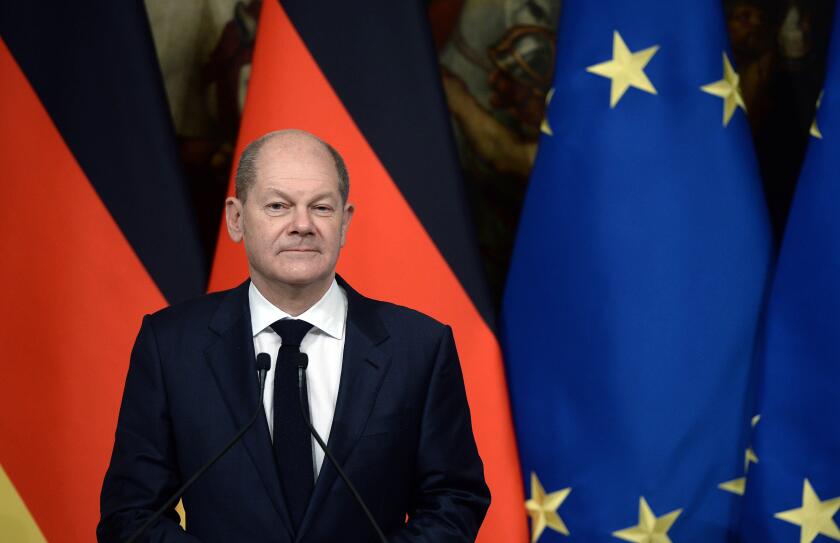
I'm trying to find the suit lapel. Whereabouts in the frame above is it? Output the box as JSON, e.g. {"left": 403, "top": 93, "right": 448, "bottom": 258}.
{"left": 204, "top": 281, "right": 294, "bottom": 539}
{"left": 296, "top": 279, "right": 391, "bottom": 540}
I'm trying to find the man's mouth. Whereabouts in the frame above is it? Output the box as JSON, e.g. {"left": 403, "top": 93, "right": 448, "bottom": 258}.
{"left": 280, "top": 248, "right": 318, "bottom": 253}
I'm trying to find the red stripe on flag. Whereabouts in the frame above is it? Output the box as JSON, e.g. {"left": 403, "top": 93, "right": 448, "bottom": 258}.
{"left": 0, "top": 39, "right": 167, "bottom": 541}
{"left": 209, "top": 2, "right": 527, "bottom": 540}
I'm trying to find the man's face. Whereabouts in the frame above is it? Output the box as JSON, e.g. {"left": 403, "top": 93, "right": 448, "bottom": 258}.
{"left": 226, "top": 136, "right": 353, "bottom": 293}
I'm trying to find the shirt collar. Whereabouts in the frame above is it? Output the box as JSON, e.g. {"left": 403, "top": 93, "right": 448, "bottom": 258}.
{"left": 248, "top": 279, "right": 346, "bottom": 340}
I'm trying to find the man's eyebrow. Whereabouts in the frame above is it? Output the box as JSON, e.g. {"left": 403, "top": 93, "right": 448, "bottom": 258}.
{"left": 261, "top": 187, "right": 337, "bottom": 202}
{"left": 310, "top": 191, "right": 338, "bottom": 202}
{"left": 264, "top": 187, "right": 288, "bottom": 197}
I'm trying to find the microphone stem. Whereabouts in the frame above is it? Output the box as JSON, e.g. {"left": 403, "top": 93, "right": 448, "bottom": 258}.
{"left": 297, "top": 367, "right": 388, "bottom": 543}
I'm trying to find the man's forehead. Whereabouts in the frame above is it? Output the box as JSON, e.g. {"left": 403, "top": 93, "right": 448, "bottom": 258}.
{"left": 256, "top": 137, "right": 337, "bottom": 181}
{"left": 260, "top": 132, "right": 330, "bottom": 160}
{"left": 258, "top": 178, "right": 337, "bottom": 193}
{"left": 260, "top": 172, "right": 337, "bottom": 182}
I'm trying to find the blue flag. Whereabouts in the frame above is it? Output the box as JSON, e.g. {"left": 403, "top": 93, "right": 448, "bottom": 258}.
{"left": 500, "top": 1, "right": 773, "bottom": 541}
{"left": 738, "top": 11, "right": 840, "bottom": 543}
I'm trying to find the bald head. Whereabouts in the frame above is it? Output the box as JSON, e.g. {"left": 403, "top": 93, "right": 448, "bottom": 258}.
{"left": 235, "top": 129, "right": 349, "bottom": 203}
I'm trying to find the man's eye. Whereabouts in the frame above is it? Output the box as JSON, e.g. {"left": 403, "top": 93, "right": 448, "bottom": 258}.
{"left": 267, "top": 202, "right": 288, "bottom": 211}
{"left": 313, "top": 205, "right": 333, "bottom": 213}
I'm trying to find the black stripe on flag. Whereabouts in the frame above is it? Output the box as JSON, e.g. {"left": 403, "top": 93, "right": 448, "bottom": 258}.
{"left": 279, "top": 0, "right": 495, "bottom": 327}
{"left": 0, "top": 1, "right": 207, "bottom": 303}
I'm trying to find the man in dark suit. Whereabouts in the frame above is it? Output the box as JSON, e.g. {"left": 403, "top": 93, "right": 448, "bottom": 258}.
{"left": 97, "top": 129, "right": 490, "bottom": 542}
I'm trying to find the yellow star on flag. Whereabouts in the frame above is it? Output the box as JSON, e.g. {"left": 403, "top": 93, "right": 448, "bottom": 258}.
{"left": 612, "top": 497, "right": 682, "bottom": 543}
{"left": 525, "top": 472, "right": 571, "bottom": 542}
{"left": 775, "top": 479, "right": 840, "bottom": 543}
{"left": 541, "top": 87, "right": 555, "bottom": 136}
{"left": 811, "top": 91, "right": 824, "bottom": 139}
{"left": 719, "top": 476, "right": 747, "bottom": 496}
{"left": 586, "top": 30, "right": 659, "bottom": 108}
{"left": 719, "top": 444, "right": 760, "bottom": 495}
{"left": 700, "top": 53, "right": 747, "bottom": 126}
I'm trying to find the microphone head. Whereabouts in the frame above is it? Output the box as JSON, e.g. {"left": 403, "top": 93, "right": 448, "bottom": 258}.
{"left": 256, "top": 353, "right": 271, "bottom": 372}
{"left": 296, "top": 352, "right": 309, "bottom": 370}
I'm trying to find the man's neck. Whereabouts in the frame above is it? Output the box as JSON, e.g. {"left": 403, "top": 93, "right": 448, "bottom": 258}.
{"left": 249, "top": 274, "right": 334, "bottom": 317}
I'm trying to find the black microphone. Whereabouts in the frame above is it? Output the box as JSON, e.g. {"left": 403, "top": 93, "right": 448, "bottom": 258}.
{"left": 295, "top": 353, "right": 388, "bottom": 543}
{"left": 126, "top": 353, "right": 272, "bottom": 543}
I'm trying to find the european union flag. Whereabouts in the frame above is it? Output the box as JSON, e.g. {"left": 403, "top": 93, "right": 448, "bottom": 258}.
{"left": 738, "top": 12, "right": 840, "bottom": 543}
{"left": 500, "top": 1, "right": 773, "bottom": 541}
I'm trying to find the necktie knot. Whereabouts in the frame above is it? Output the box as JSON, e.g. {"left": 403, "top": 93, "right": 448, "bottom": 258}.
{"left": 271, "top": 319, "right": 313, "bottom": 348}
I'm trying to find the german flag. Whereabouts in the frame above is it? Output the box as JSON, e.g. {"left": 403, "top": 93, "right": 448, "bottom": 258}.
{"left": 209, "top": 1, "right": 527, "bottom": 540}
{"left": 0, "top": 2, "right": 206, "bottom": 540}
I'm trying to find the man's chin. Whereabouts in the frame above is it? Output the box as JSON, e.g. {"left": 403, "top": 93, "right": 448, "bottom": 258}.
{"left": 270, "top": 269, "right": 333, "bottom": 289}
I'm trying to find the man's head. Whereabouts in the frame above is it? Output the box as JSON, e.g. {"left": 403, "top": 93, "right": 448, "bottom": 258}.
{"left": 225, "top": 129, "right": 354, "bottom": 303}
{"left": 235, "top": 130, "right": 350, "bottom": 204}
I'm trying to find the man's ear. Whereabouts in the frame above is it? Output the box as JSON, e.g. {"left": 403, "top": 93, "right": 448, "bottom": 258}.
{"left": 225, "top": 197, "right": 245, "bottom": 243}
{"left": 340, "top": 202, "right": 354, "bottom": 247}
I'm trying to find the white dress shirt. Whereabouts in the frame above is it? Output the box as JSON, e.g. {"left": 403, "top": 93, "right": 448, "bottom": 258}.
{"left": 248, "top": 279, "right": 347, "bottom": 479}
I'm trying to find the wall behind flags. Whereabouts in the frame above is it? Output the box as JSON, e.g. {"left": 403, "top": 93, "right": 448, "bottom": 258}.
{"left": 0, "top": 0, "right": 836, "bottom": 541}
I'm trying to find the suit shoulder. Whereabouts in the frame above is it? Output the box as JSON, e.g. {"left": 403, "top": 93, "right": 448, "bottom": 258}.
{"left": 363, "top": 296, "right": 450, "bottom": 337}
{"left": 144, "top": 286, "right": 240, "bottom": 332}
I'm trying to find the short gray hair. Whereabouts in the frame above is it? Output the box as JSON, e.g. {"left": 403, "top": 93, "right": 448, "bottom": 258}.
{"left": 234, "top": 130, "right": 349, "bottom": 203}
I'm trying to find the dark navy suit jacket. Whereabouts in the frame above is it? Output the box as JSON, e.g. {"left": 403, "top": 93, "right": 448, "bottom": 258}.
{"left": 98, "top": 278, "right": 490, "bottom": 542}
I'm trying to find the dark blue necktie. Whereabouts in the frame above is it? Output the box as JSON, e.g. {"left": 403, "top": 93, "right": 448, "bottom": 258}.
{"left": 270, "top": 319, "right": 314, "bottom": 530}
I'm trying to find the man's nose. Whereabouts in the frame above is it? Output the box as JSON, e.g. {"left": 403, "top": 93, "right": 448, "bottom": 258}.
{"left": 289, "top": 206, "right": 314, "bottom": 234}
